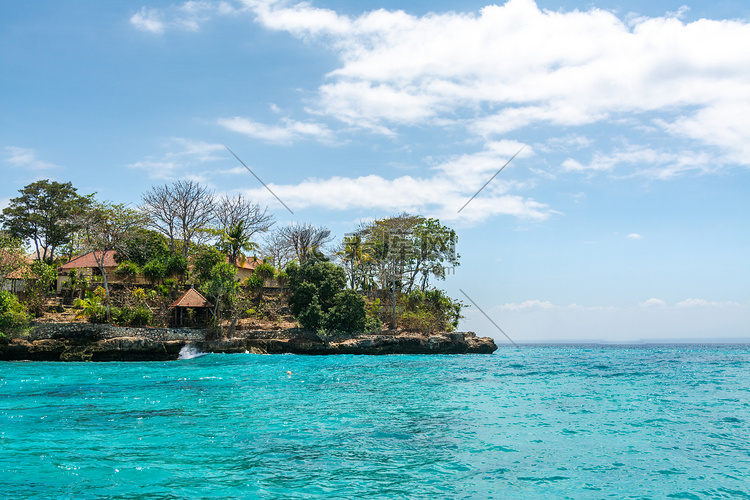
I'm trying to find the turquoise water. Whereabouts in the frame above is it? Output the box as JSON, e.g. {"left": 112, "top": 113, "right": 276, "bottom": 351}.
{"left": 2, "top": 346, "right": 750, "bottom": 499}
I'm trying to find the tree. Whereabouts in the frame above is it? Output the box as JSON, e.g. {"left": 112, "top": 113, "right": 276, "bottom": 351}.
{"left": 0, "top": 233, "right": 26, "bottom": 291}
{"left": 260, "top": 230, "right": 296, "bottom": 269}
{"left": 23, "top": 260, "right": 57, "bottom": 317}
{"left": 140, "top": 180, "right": 216, "bottom": 257}
{"left": 353, "top": 214, "right": 459, "bottom": 293}
{"left": 277, "top": 223, "right": 334, "bottom": 264}
{"left": 214, "top": 194, "right": 274, "bottom": 238}
{"left": 337, "top": 233, "right": 372, "bottom": 290}
{"left": 201, "top": 261, "right": 239, "bottom": 328}
{"left": 77, "top": 202, "right": 149, "bottom": 322}
{"left": 1, "top": 180, "right": 92, "bottom": 261}
{"left": 286, "top": 260, "right": 366, "bottom": 333}
{"left": 216, "top": 221, "right": 259, "bottom": 266}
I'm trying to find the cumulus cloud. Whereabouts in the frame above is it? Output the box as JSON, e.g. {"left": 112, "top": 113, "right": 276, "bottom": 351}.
{"left": 627, "top": 233, "right": 642, "bottom": 240}
{"left": 236, "top": 0, "right": 750, "bottom": 168}
{"left": 217, "top": 116, "right": 335, "bottom": 144}
{"left": 130, "top": 7, "right": 165, "bottom": 34}
{"left": 4, "top": 146, "right": 59, "bottom": 171}
{"left": 238, "top": 141, "right": 552, "bottom": 221}
{"left": 639, "top": 298, "right": 666, "bottom": 308}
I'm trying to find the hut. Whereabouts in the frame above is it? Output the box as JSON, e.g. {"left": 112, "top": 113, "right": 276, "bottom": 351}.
{"left": 169, "top": 287, "right": 213, "bottom": 327}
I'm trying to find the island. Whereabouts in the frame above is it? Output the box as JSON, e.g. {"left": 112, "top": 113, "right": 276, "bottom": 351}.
{"left": 0, "top": 323, "right": 498, "bottom": 361}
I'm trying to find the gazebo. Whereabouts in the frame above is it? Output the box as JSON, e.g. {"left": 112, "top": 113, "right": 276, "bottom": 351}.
{"left": 169, "top": 288, "right": 213, "bottom": 327}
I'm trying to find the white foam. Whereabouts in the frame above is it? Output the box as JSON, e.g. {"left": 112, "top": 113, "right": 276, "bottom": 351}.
{"left": 178, "top": 345, "right": 208, "bottom": 360}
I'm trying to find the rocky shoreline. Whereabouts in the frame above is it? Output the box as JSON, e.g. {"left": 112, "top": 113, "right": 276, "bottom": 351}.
{"left": 0, "top": 323, "right": 498, "bottom": 361}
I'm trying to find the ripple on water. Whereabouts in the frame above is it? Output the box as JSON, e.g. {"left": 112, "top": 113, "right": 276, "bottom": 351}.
{"left": 1, "top": 346, "right": 750, "bottom": 498}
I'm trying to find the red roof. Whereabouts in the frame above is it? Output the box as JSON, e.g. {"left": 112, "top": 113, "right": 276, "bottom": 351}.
{"left": 60, "top": 251, "right": 118, "bottom": 270}
{"left": 1, "top": 251, "right": 31, "bottom": 279}
{"left": 232, "top": 256, "right": 261, "bottom": 271}
{"left": 169, "top": 288, "right": 213, "bottom": 308}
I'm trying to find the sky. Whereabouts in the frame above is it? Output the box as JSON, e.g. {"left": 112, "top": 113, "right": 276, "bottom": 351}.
{"left": 2, "top": 0, "right": 749, "bottom": 343}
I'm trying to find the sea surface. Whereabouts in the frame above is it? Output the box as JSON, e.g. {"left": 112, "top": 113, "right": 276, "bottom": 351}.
{"left": 2, "top": 345, "right": 750, "bottom": 499}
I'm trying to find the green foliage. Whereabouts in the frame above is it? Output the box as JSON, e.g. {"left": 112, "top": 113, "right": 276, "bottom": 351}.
{"left": 111, "top": 305, "right": 152, "bottom": 327}
{"left": 142, "top": 253, "right": 187, "bottom": 284}
{"left": 244, "top": 274, "right": 264, "bottom": 291}
{"left": 287, "top": 261, "right": 367, "bottom": 333}
{"left": 23, "top": 260, "right": 57, "bottom": 316}
{"left": 191, "top": 246, "right": 226, "bottom": 286}
{"left": 0, "top": 291, "right": 30, "bottom": 337}
{"left": 344, "top": 214, "right": 459, "bottom": 293}
{"left": 1, "top": 180, "right": 92, "bottom": 261}
{"left": 253, "top": 262, "right": 276, "bottom": 282}
{"left": 74, "top": 290, "right": 107, "bottom": 323}
{"left": 324, "top": 290, "right": 367, "bottom": 333}
{"left": 62, "top": 268, "right": 88, "bottom": 299}
{"left": 397, "top": 288, "right": 463, "bottom": 333}
{"left": 215, "top": 220, "right": 259, "bottom": 266}
{"left": 200, "top": 261, "right": 239, "bottom": 323}
{"left": 115, "top": 261, "right": 141, "bottom": 283}
{"left": 115, "top": 230, "right": 169, "bottom": 267}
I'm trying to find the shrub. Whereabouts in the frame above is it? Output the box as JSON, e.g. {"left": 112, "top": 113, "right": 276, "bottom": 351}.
{"left": 0, "top": 291, "right": 30, "bottom": 338}
{"left": 324, "top": 290, "right": 366, "bottom": 333}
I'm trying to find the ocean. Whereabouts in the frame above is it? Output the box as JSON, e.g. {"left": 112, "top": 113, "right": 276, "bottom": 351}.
{"left": 2, "top": 345, "right": 749, "bottom": 499}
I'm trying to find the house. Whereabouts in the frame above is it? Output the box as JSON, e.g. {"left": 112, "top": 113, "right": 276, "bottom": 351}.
{"left": 56, "top": 251, "right": 149, "bottom": 293}
{"left": 0, "top": 251, "right": 31, "bottom": 293}
{"left": 233, "top": 256, "right": 261, "bottom": 281}
{"left": 169, "top": 287, "right": 213, "bottom": 326}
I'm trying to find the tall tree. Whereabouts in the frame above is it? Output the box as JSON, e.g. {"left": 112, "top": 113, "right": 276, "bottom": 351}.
{"left": 260, "top": 230, "right": 296, "bottom": 270}
{"left": 214, "top": 194, "right": 274, "bottom": 237}
{"left": 1, "top": 180, "right": 92, "bottom": 261}
{"left": 140, "top": 180, "right": 216, "bottom": 257}
{"left": 216, "top": 221, "right": 259, "bottom": 266}
{"left": 277, "top": 223, "right": 334, "bottom": 264}
{"left": 77, "top": 202, "right": 148, "bottom": 321}
{"left": 353, "top": 214, "right": 459, "bottom": 293}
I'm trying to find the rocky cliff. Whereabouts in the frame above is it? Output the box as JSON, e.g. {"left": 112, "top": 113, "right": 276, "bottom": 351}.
{"left": 0, "top": 323, "right": 497, "bottom": 361}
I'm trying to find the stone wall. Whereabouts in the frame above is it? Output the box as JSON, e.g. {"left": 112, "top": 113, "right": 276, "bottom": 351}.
{"left": 29, "top": 323, "right": 205, "bottom": 342}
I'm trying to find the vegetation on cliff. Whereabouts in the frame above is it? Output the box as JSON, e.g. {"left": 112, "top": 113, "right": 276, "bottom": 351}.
{"left": 1, "top": 179, "right": 465, "bottom": 338}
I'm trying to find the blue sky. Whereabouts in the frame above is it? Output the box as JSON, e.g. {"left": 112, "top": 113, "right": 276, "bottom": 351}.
{"left": 2, "top": 0, "right": 749, "bottom": 342}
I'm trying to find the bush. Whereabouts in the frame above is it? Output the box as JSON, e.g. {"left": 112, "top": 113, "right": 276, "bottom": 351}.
{"left": 324, "top": 290, "right": 366, "bottom": 333}
{"left": 0, "top": 291, "right": 30, "bottom": 338}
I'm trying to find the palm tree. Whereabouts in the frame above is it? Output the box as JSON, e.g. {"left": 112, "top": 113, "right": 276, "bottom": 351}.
{"left": 219, "top": 221, "right": 259, "bottom": 267}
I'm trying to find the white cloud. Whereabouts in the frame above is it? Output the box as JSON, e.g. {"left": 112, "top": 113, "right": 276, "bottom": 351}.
{"left": 237, "top": 141, "right": 552, "bottom": 222}
{"left": 217, "top": 116, "right": 335, "bottom": 144}
{"left": 464, "top": 297, "right": 750, "bottom": 342}
{"left": 561, "top": 145, "right": 715, "bottom": 179}
{"left": 639, "top": 298, "right": 666, "bottom": 307}
{"left": 130, "top": 7, "right": 165, "bottom": 34}
{"left": 130, "top": 1, "right": 240, "bottom": 34}
{"left": 675, "top": 298, "right": 742, "bottom": 308}
{"left": 235, "top": 0, "right": 750, "bottom": 168}
{"left": 4, "top": 146, "right": 59, "bottom": 171}
{"left": 127, "top": 138, "right": 225, "bottom": 180}
{"left": 627, "top": 233, "right": 642, "bottom": 240}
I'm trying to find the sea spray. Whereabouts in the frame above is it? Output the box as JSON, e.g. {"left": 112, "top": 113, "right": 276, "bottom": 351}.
{"left": 178, "top": 344, "right": 208, "bottom": 360}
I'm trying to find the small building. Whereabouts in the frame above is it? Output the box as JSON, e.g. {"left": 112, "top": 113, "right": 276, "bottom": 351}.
{"left": 0, "top": 251, "right": 31, "bottom": 294}
{"left": 56, "top": 251, "right": 151, "bottom": 293}
{"left": 233, "top": 256, "right": 261, "bottom": 281}
{"left": 169, "top": 287, "right": 214, "bottom": 327}
{"left": 57, "top": 251, "right": 119, "bottom": 293}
